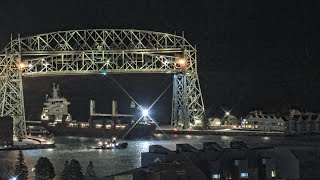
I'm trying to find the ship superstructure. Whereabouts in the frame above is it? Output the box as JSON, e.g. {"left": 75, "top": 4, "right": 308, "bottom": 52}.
{"left": 41, "top": 83, "right": 72, "bottom": 123}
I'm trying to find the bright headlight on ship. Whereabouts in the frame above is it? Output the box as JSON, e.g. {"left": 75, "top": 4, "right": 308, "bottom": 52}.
{"left": 142, "top": 109, "right": 149, "bottom": 117}
{"left": 9, "top": 177, "right": 17, "bottom": 180}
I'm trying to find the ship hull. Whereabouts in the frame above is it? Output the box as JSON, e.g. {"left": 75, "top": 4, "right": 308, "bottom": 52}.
{"left": 45, "top": 124, "right": 156, "bottom": 139}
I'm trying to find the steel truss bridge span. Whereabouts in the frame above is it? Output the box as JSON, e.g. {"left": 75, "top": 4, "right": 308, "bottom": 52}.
{"left": 0, "top": 29, "right": 205, "bottom": 140}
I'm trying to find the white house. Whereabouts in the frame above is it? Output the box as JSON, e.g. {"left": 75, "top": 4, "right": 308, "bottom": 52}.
{"left": 242, "top": 115, "right": 285, "bottom": 131}
{"left": 286, "top": 110, "right": 320, "bottom": 133}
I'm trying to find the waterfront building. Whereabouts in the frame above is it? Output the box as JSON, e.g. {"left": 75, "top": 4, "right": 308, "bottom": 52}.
{"left": 221, "top": 114, "right": 240, "bottom": 125}
{"left": 286, "top": 110, "right": 320, "bottom": 134}
{"left": 241, "top": 115, "right": 285, "bottom": 131}
{"left": 105, "top": 162, "right": 206, "bottom": 180}
{"left": 140, "top": 142, "right": 299, "bottom": 180}
{"left": 0, "top": 116, "right": 13, "bottom": 147}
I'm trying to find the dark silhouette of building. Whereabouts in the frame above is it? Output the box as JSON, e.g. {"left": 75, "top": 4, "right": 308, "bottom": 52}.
{"left": 141, "top": 141, "right": 299, "bottom": 180}
{"left": 0, "top": 116, "right": 13, "bottom": 147}
{"left": 105, "top": 162, "right": 206, "bottom": 180}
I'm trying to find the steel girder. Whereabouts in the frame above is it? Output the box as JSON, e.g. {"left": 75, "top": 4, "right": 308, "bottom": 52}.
{"left": 0, "top": 29, "right": 205, "bottom": 137}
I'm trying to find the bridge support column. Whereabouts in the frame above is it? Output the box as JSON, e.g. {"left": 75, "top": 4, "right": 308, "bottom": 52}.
{"left": 171, "top": 73, "right": 189, "bottom": 128}
{"left": 0, "top": 54, "right": 26, "bottom": 140}
{"left": 171, "top": 72, "right": 205, "bottom": 129}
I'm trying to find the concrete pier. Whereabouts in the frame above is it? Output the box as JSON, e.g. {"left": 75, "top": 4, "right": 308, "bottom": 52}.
{"left": 0, "top": 136, "right": 55, "bottom": 151}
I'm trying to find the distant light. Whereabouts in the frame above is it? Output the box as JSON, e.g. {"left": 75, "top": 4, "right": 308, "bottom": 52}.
{"left": 43, "top": 62, "right": 49, "bottom": 67}
{"left": 10, "top": 177, "right": 17, "bottom": 180}
{"left": 225, "top": 111, "right": 230, "bottom": 116}
{"left": 262, "top": 136, "right": 270, "bottom": 141}
{"left": 162, "top": 60, "right": 170, "bottom": 65}
{"left": 142, "top": 109, "right": 149, "bottom": 117}
{"left": 173, "top": 128, "right": 178, "bottom": 132}
{"left": 99, "top": 72, "right": 107, "bottom": 76}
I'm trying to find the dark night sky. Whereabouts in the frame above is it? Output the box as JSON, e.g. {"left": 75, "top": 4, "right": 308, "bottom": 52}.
{"left": 1, "top": 1, "right": 320, "bottom": 123}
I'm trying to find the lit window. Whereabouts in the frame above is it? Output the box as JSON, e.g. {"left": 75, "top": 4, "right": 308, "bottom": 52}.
{"left": 240, "top": 172, "right": 248, "bottom": 178}
{"left": 271, "top": 170, "right": 276, "bottom": 178}
{"left": 234, "top": 160, "right": 239, "bottom": 166}
{"left": 212, "top": 174, "right": 220, "bottom": 179}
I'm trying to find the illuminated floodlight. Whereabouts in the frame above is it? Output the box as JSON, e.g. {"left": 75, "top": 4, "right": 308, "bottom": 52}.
{"left": 17, "top": 62, "right": 28, "bottom": 69}
{"left": 177, "top": 57, "right": 186, "bottom": 66}
{"left": 225, "top": 111, "right": 230, "bottom": 116}
{"left": 142, "top": 109, "right": 149, "bottom": 117}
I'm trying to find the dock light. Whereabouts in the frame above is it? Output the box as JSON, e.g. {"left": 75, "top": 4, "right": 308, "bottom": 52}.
{"left": 142, "top": 109, "right": 149, "bottom": 117}
{"left": 9, "top": 177, "right": 17, "bottom": 180}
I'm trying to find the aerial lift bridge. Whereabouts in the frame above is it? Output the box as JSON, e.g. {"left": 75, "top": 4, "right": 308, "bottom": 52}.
{"left": 0, "top": 29, "right": 205, "bottom": 140}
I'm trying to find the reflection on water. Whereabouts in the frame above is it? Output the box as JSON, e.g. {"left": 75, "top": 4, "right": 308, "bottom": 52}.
{"left": 1, "top": 134, "right": 320, "bottom": 178}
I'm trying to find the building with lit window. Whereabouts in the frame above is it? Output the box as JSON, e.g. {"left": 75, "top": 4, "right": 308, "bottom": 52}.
{"left": 140, "top": 141, "right": 299, "bottom": 180}
{"left": 286, "top": 110, "right": 320, "bottom": 134}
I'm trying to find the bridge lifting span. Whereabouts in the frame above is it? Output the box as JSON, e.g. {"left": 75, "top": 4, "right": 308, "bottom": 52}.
{"left": 0, "top": 29, "right": 205, "bottom": 140}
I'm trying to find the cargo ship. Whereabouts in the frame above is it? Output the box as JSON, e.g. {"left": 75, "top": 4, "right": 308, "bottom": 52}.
{"left": 38, "top": 83, "right": 156, "bottom": 139}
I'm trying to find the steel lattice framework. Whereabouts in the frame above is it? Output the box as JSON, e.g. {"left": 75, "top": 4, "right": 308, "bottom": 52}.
{"left": 0, "top": 29, "right": 205, "bottom": 139}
